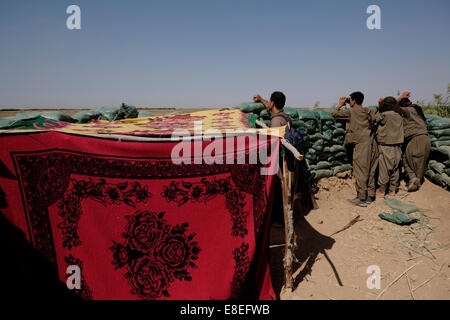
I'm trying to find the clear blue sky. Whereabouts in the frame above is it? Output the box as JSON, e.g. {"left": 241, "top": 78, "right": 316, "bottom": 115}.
{"left": 0, "top": 0, "right": 449, "bottom": 109}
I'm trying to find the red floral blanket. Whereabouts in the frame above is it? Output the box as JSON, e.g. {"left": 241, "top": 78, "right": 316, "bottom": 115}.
{"left": 0, "top": 131, "right": 278, "bottom": 300}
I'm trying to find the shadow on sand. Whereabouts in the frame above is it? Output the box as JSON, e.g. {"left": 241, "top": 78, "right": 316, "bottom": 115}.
{"left": 269, "top": 193, "right": 342, "bottom": 298}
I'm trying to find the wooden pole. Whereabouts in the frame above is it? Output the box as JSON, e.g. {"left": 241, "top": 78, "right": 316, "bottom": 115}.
{"left": 280, "top": 155, "right": 297, "bottom": 290}
{"left": 257, "top": 118, "right": 304, "bottom": 289}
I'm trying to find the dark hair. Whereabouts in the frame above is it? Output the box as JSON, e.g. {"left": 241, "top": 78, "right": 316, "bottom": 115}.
{"left": 270, "top": 91, "right": 286, "bottom": 110}
{"left": 399, "top": 98, "right": 426, "bottom": 122}
{"left": 399, "top": 98, "right": 412, "bottom": 107}
{"left": 349, "top": 92, "right": 364, "bottom": 105}
{"left": 379, "top": 96, "right": 407, "bottom": 117}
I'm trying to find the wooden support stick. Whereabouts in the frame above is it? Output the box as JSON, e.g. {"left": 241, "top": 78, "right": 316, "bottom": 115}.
{"left": 280, "top": 156, "right": 297, "bottom": 290}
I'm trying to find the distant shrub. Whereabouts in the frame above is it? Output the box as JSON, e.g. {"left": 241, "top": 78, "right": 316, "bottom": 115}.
{"left": 417, "top": 85, "right": 450, "bottom": 118}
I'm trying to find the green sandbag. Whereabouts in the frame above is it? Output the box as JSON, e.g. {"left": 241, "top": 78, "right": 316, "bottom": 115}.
{"left": 333, "top": 128, "right": 346, "bottom": 137}
{"left": 307, "top": 147, "right": 317, "bottom": 155}
{"left": 234, "top": 102, "right": 265, "bottom": 114}
{"left": 431, "top": 172, "right": 450, "bottom": 188}
{"left": 426, "top": 116, "right": 450, "bottom": 130}
{"left": 445, "top": 160, "right": 450, "bottom": 167}
{"left": 332, "top": 136, "right": 344, "bottom": 144}
{"left": 333, "top": 151, "right": 347, "bottom": 159}
{"left": 436, "top": 146, "right": 450, "bottom": 158}
{"left": 0, "top": 115, "right": 56, "bottom": 130}
{"left": 116, "top": 103, "right": 138, "bottom": 120}
{"left": 305, "top": 119, "right": 319, "bottom": 128}
{"left": 384, "top": 197, "right": 420, "bottom": 214}
{"left": 14, "top": 111, "right": 77, "bottom": 123}
{"left": 324, "top": 120, "right": 334, "bottom": 126}
{"left": 428, "top": 135, "right": 437, "bottom": 142}
{"left": 429, "top": 161, "right": 446, "bottom": 174}
{"left": 329, "top": 157, "right": 347, "bottom": 163}
{"left": 283, "top": 107, "right": 299, "bottom": 119}
{"left": 137, "top": 110, "right": 154, "bottom": 118}
{"left": 308, "top": 133, "right": 327, "bottom": 141}
{"left": 292, "top": 119, "right": 315, "bottom": 133}
{"left": 323, "top": 132, "right": 333, "bottom": 142}
{"left": 74, "top": 104, "right": 139, "bottom": 123}
{"left": 297, "top": 109, "right": 319, "bottom": 120}
{"left": 313, "top": 169, "right": 333, "bottom": 180}
{"left": 97, "top": 106, "right": 122, "bottom": 121}
{"left": 305, "top": 154, "right": 317, "bottom": 162}
{"left": 312, "top": 139, "right": 325, "bottom": 152}
{"left": 331, "top": 160, "right": 343, "bottom": 167}
{"left": 324, "top": 145, "right": 346, "bottom": 153}
{"left": 379, "top": 211, "right": 418, "bottom": 225}
{"left": 425, "top": 170, "right": 447, "bottom": 188}
{"left": 73, "top": 109, "right": 103, "bottom": 123}
{"left": 444, "top": 168, "right": 450, "bottom": 177}
{"left": 316, "top": 110, "right": 334, "bottom": 121}
{"left": 443, "top": 173, "right": 450, "bottom": 187}
{"left": 333, "top": 164, "right": 352, "bottom": 175}
{"left": 430, "top": 129, "right": 450, "bottom": 138}
{"left": 318, "top": 152, "right": 332, "bottom": 161}
{"left": 335, "top": 122, "right": 344, "bottom": 128}
{"left": 0, "top": 117, "right": 14, "bottom": 129}
{"left": 259, "top": 109, "right": 271, "bottom": 120}
{"left": 322, "top": 130, "right": 333, "bottom": 140}
{"left": 316, "top": 161, "right": 331, "bottom": 170}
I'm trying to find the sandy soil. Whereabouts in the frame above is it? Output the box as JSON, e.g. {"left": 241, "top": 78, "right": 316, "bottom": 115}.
{"left": 269, "top": 173, "right": 450, "bottom": 300}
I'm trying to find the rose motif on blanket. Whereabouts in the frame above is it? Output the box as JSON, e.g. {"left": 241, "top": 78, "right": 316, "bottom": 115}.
{"left": 111, "top": 210, "right": 200, "bottom": 300}
{"left": 56, "top": 179, "right": 153, "bottom": 250}
{"left": 160, "top": 177, "right": 249, "bottom": 238}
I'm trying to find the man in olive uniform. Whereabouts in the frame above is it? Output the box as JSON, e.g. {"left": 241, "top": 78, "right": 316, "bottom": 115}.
{"left": 366, "top": 123, "right": 379, "bottom": 203}
{"left": 253, "top": 91, "right": 291, "bottom": 127}
{"left": 331, "top": 92, "right": 371, "bottom": 207}
{"left": 371, "top": 97, "right": 405, "bottom": 196}
{"left": 397, "top": 91, "right": 431, "bottom": 191}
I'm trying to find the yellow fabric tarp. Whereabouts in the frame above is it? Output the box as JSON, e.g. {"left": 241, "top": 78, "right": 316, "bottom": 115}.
{"left": 0, "top": 108, "right": 285, "bottom": 138}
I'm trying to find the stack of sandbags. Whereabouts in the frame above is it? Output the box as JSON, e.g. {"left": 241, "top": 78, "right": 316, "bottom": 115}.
{"left": 0, "top": 111, "right": 77, "bottom": 130}
{"left": 426, "top": 115, "right": 450, "bottom": 148}
{"left": 234, "top": 103, "right": 352, "bottom": 180}
{"left": 73, "top": 103, "right": 139, "bottom": 123}
{"left": 425, "top": 115, "right": 450, "bottom": 189}
{"left": 301, "top": 110, "right": 351, "bottom": 179}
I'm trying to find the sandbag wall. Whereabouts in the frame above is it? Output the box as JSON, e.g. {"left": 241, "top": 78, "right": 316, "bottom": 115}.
{"left": 0, "top": 104, "right": 139, "bottom": 129}
{"left": 425, "top": 115, "right": 450, "bottom": 190}
{"left": 234, "top": 102, "right": 352, "bottom": 180}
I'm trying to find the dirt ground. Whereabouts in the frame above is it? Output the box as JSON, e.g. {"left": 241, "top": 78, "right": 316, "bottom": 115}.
{"left": 269, "top": 173, "right": 450, "bottom": 300}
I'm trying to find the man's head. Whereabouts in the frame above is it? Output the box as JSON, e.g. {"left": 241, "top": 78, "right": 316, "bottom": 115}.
{"left": 349, "top": 91, "right": 364, "bottom": 107}
{"left": 269, "top": 91, "right": 286, "bottom": 111}
{"left": 399, "top": 98, "right": 413, "bottom": 107}
{"left": 380, "top": 96, "right": 407, "bottom": 117}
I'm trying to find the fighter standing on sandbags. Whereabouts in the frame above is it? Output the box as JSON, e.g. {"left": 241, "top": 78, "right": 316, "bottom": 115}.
{"left": 371, "top": 96, "right": 406, "bottom": 197}
{"left": 331, "top": 92, "right": 372, "bottom": 207}
{"left": 397, "top": 91, "right": 431, "bottom": 192}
